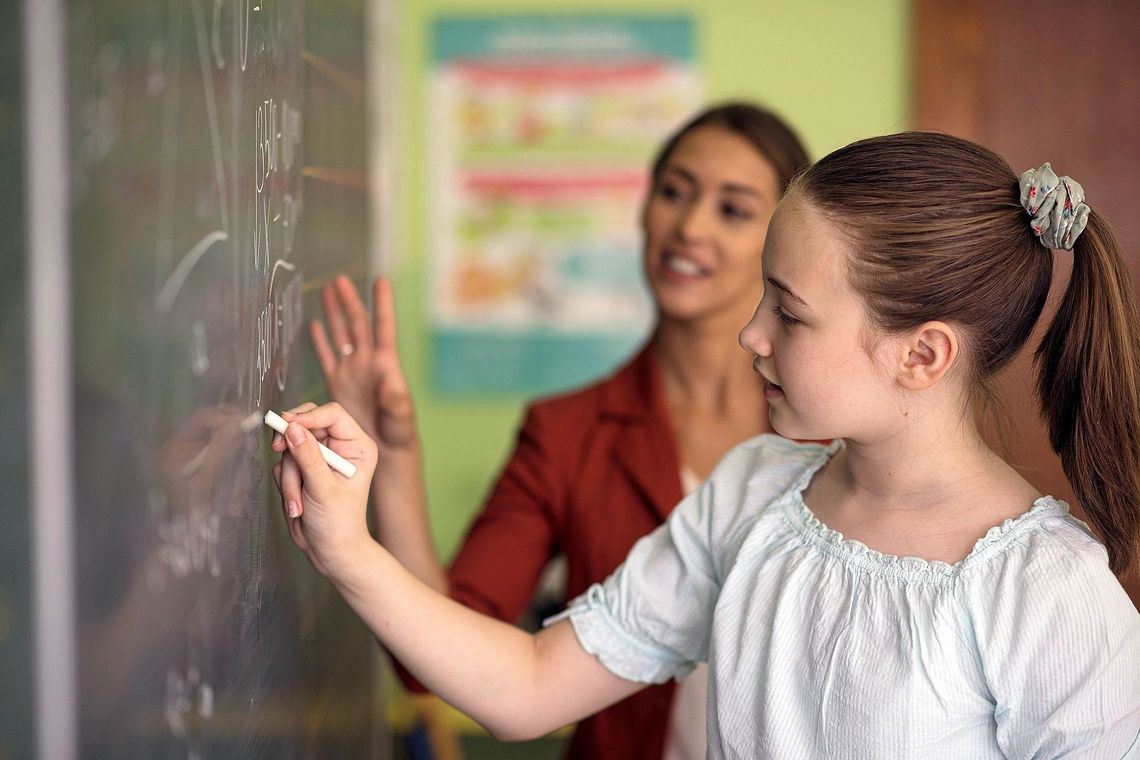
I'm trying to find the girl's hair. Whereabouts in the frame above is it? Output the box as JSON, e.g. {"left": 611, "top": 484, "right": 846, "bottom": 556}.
{"left": 650, "top": 102, "right": 811, "bottom": 194}
{"left": 793, "top": 131, "right": 1140, "bottom": 578}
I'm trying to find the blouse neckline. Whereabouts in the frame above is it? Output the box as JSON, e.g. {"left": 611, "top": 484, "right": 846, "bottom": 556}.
{"left": 781, "top": 442, "right": 1071, "bottom": 582}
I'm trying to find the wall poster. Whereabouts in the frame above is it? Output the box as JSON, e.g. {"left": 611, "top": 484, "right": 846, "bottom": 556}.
{"left": 429, "top": 15, "right": 701, "bottom": 393}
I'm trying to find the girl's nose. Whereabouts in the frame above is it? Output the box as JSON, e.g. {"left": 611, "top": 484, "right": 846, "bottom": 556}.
{"left": 739, "top": 301, "right": 772, "bottom": 357}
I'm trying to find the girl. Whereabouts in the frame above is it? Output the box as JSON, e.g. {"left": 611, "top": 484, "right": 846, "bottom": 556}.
{"left": 308, "top": 103, "right": 809, "bottom": 759}
{"left": 272, "top": 132, "right": 1140, "bottom": 758}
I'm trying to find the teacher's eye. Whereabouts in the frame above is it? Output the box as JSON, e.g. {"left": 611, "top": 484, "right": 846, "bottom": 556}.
{"left": 721, "top": 202, "right": 753, "bottom": 222}
{"left": 773, "top": 305, "right": 800, "bottom": 327}
{"left": 657, "top": 182, "right": 686, "bottom": 202}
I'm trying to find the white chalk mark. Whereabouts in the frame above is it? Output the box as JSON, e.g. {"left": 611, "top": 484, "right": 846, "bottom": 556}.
{"left": 238, "top": 0, "right": 250, "bottom": 71}
{"left": 267, "top": 258, "right": 296, "bottom": 299}
{"left": 179, "top": 444, "right": 210, "bottom": 477}
{"left": 281, "top": 99, "right": 301, "bottom": 170}
{"left": 190, "top": 0, "right": 229, "bottom": 234}
{"left": 191, "top": 320, "right": 210, "bottom": 375}
{"left": 156, "top": 230, "right": 228, "bottom": 314}
{"left": 145, "top": 39, "right": 167, "bottom": 96}
{"left": 198, "top": 684, "right": 214, "bottom": 718}
{"left": 156, "top": 503, "right": 222, "bottom": 580}
{"left": 165, "top": 668, "right": 189, "bottom": 736}
{"left": 239, "top": 411, "right": 263, "bottom": 432}
{"left": 79, "top": 43, "right": 123, "bottom": 165}
{"left": 210, "top": 0, "right": 226, "bottom": 69}
{"left": 155, "top": 0, "right": 184, "bottom": 284}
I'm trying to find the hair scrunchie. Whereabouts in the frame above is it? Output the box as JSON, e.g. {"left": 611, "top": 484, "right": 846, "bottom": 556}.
{"left": 1018, "top": 162, "right": 1090, "bottom": 251}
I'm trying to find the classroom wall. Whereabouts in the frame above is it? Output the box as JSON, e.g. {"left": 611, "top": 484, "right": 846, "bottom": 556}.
{"left": 379, "top": 0, "right": 911, "bottom": 558}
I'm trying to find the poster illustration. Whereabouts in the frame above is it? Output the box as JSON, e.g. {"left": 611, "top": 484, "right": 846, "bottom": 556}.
{"left": 430, "top": 15, "right": 701, "bottom": 393}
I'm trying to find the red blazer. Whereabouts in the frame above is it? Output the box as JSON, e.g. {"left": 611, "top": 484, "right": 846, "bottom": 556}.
{"left": 401, "top": 343, "right": 689, "bottom": 758}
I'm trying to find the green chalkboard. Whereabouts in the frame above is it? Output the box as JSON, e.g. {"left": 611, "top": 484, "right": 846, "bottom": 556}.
{"left": 53, "top": 0, "right": 381, "bottom": 756}
{"left": 1, "top": 2, "right": 31, "bottom": 758}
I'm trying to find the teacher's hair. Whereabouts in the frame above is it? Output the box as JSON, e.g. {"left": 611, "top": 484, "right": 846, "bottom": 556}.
{"left": 651, "top": 102, "right": 810, "bottom": 195}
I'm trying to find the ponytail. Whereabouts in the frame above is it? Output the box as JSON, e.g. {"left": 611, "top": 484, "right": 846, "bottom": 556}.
{"left": 1036, "top": 213, "right": 1140, "bottom": 578}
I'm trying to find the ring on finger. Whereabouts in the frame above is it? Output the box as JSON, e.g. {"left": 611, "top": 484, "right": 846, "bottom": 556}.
{"left": 340, "top": 343, "right": 355, "bottom": 357}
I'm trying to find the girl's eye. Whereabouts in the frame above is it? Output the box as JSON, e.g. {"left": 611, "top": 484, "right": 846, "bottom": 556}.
{"left": 773, "top": 305, "right": 800, "bottom": 327}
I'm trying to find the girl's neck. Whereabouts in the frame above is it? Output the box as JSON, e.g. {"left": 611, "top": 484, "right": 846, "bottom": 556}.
{"left": 808, "top": 417, "right": 1043, "bottom": 565}
{"left": 834, "top": 413, "right": 1032, "bottom": 513}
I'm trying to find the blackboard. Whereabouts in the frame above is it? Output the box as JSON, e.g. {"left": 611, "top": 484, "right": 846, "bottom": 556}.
{"left": 17, "top": 0, "right": 382, "bottom": 756}
{"left": 1, "top": 0, "right": 32, "bottom": 756}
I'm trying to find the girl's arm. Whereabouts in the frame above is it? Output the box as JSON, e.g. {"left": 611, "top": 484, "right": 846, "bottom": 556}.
{"left": 271, "top": 402, "right": 644, "bottom": 739}
{"left": 335, "top": 539, "right": 643, "bottom": 739}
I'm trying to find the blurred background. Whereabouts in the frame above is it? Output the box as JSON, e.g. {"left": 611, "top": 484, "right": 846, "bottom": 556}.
{"left": 3, "top": 1, "right": 1137, "bottom": 759}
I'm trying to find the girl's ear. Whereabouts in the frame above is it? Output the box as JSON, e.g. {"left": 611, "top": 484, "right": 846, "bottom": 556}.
{"left": 896, "top": 321, "right": 958, "bottom": 391}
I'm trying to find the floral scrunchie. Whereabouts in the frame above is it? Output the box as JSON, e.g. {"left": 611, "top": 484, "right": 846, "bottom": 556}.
{"left": 1018, "top": 162, "right": 1090, "bottom": 251}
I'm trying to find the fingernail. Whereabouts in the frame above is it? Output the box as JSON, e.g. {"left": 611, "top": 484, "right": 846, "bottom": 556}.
{"left": 287, "top": 501, "right": 300, "bottom": 518}
{"left": 287, "top": 423, "right": 306, "bottom": 446}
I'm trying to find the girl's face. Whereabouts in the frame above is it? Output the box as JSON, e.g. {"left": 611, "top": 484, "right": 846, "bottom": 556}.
{"left": 738, "top": 194, "right": 903, "bottom": 442}
{"left": 642, "top": 126, "right": 780, "bottom": 324}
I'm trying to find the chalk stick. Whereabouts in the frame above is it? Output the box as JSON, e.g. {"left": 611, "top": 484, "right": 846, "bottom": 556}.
{"left": 264, "top": 410, "right": 357, "bottom": 478}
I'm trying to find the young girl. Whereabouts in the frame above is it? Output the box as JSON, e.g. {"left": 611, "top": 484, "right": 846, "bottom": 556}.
{"left": 308, "top": 103, "right": 809, "bottom": 759}
{"left": 272, "top": 132, "right": 1140, "bottom": 758}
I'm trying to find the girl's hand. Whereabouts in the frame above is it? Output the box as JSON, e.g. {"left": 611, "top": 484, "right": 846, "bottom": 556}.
{"left": 270, "top": 402, "right": 378, "bottom": 578}
{"left": 310, "top": 276, "right": 418, "bottom": 458}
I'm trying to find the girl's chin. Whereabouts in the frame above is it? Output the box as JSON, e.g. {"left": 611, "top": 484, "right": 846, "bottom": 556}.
{"left": 766, "top": 410, "right": 824, "bottom": 442}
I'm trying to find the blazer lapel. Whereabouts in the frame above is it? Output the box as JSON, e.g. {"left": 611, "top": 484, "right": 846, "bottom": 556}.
{"left": 602, "top": 345, "right": 683, "bottom": 525}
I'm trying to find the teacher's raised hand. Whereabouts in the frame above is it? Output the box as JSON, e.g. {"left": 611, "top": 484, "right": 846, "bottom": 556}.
{"left": 310, "top": 276, "right": 418, "bottom": 457}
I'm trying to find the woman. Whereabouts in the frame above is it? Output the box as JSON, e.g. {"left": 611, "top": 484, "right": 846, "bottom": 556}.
{"left": 311, "top": 102, "right": 810, "bottom": 759}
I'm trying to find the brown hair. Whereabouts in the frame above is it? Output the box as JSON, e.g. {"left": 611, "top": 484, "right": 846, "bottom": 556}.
{"left": 650, "top": 102, "right": 810, "bottom": 195}
{"left": 793, "top": 131, "right": 1140, "bottom": 578}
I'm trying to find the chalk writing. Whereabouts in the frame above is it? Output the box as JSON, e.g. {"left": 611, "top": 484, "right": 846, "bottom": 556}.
{"left": 146, "top": 39, "right": 167, "bottom": 96}
{"left": 238, "top": 0, "right": 251, "bottom": 72}
{"left": 191, "top": 0, "right": 229, "bottom": 233}
{"left": 210, "top": 0, "right": 226, "bottom": 70}
{"left": 78, "top": 42, "right": 123, "bottom": 166}
{"left": 191, "top": 321, "right": 210, "bottom": 376}
{"left": 253, "top": 262, "right": 301, "bottom": 407}
{"left": 155, "top": 230, "right": 228, "bottom": 315}
{"left": 164, "top": 665, "right": 214, "bottom": 738}
{"left": 281, "top": 99, "right": 302, "bottom": 171}
{"left": 155, "top": 501, "right": 222, "bottom": 581}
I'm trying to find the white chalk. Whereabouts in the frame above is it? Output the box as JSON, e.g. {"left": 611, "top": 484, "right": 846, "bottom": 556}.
{"left": 264, "top": 410, "right": 358, "bottom": 478}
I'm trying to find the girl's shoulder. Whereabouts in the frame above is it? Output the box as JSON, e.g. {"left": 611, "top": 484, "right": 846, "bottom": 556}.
{"left": 693, "top": 435, "right": 838, "bottom": 550}
{"left": 961, "top": 499, "right": 1138, "bottom": 627}
{"left": 962, "top": 498, "right": 1108, "bottom": 576}
{"left": 707, "top": 433, "right": 837, "bottom": 496}
{"left": 961, "top": 500, "right": 1140, "bottom": 730}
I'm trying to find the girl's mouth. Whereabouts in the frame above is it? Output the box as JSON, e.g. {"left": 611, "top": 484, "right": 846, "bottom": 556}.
{"left": 763, "top": 380, "right": 784, "bottom": 399}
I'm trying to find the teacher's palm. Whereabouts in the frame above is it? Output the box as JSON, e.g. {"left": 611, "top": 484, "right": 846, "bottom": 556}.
{"left": 311, "top": 275, "right": 418, "bottom": 457}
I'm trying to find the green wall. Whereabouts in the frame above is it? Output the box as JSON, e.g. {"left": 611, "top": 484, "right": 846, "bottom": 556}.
{"left": 384, "top": 0, "right": 911, "bottom": 557}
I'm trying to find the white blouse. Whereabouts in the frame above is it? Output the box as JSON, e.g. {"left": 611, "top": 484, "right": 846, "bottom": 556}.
{"left": 557, "top": 436, "right": 1140, "bottom": 759}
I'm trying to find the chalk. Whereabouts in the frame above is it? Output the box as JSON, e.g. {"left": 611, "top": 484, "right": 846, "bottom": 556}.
{"left": 264, "top": 410, "right": 357, "bottom": 478}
